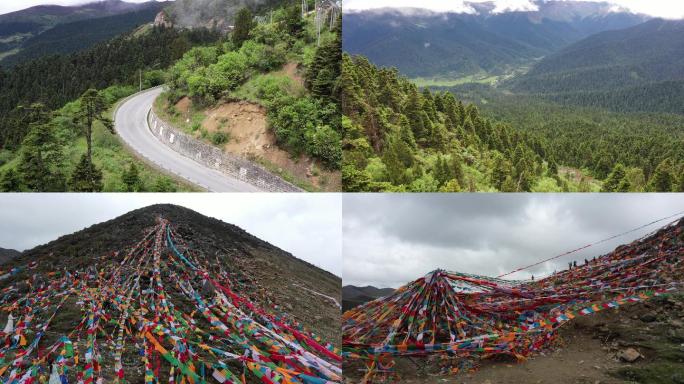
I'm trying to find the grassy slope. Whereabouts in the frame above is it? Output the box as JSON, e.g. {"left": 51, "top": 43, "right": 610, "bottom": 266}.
{"left": 0, "top": 86, "right": 196, "bottom": 192}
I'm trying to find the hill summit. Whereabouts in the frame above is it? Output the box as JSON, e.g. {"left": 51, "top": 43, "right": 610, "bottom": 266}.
{"left": 0, "top": 205, "right": 341, "bottom": 382}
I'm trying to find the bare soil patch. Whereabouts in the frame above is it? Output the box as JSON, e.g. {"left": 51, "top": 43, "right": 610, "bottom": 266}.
{"left": 279, "top": 61, "right": 305, "bottom": 86}
{"left": 172, "top": 97, "right": 340, "bottom": 191}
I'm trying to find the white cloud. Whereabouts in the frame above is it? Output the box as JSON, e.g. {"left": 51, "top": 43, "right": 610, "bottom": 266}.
{"left": 491, "top": 0, "right": 539, "bottom": 13}
{"left": 0, "top": 193, "right": 342, "bottom": 276}
{"left": 344, "top": 0, "right": 684, "bottom": 19}
{"left": 344, "top": 0, "right": 477, "bottom": 14}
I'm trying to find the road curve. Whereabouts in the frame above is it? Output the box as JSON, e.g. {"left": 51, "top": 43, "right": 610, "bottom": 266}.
{"left": 114, "top": 87, "right": 261, "bottom": 192}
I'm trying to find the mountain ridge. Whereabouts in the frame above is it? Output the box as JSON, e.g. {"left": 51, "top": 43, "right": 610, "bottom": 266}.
{"left": 342, "top": 284, "right": 395, "bottom": 311}
{"left": 0, "top": 0, "right": 170, "bottom": 64}
{"left": 0, "top": 247, "right": 20, "bottom": 264}
{"left": 508, "top": 18, "right": 684, "bottom": 114}
{"left": 342, "top": 1, "right": 649, "bottom": 79}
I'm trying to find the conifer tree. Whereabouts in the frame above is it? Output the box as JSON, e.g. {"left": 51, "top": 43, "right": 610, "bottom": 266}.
{"left": 491, "top": 153, "right": 509, "bottom": 191}
{"left": 307, "top": 20, "right": 341, "bottom": 102}
{"left": 422, "top": 88, "right": 437, "bottom": 122}
{"left": 283, "top": 3, "right": 305, "bottom": 38}
{"left": 122, "top": 163, "right": 142, "bottom": 192}
{"left": 76, "top": 89, "right": 112, "bottom": 167}
{"left": 601, "top": 163, "right": 627, "bottom": 192}
{"left": 449, "top": 152, "right": 465, "bottom": 186}
{"left": 232, "top": 7, "right": 254, "bottom": 48}
{"left": 382, "top": 138, "right": 407, "bottom": 186}
{"left": 405, "top": 88, "right": 425, "bottom": 140}
{"left": 17, "top": 104, "right": 66, "bottom": 191}
{"left": 0, "top": 168, "right": 23, "bottom": 192}
{"left": 647, "top": 158, "right": 674, "bottom": 192}
{"left": 69, "top": 89, "right": 111, "bottom": 191}
{"left": 69, "top": 154, "right": 103, "bottom": 192}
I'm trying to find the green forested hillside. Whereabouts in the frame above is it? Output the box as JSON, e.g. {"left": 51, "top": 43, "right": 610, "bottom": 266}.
{"left": 510, "top": 19, "right": 684, "bottom": 100}
{"left": 342, "top": 55, "right": 684, "bottom": 192}
{"left": 0, "top": 7, "right": 166, "bottom": 66}
{"left": 0, "top": 0, "right": 169, "bottom": 62}
{"left": 544, "top": 80, "right": 684, "bottom": 114}
{"left": 341, "top": 54, "right": 583, "bottom": 192}
{"left": 0, "top": 26, "right": 221, "bottom": 192}
{"left": 0, "top": 27, "right": 220, "bottom": 149}
{"left": 447, "top": 86, "right": 684, "bottom": 192}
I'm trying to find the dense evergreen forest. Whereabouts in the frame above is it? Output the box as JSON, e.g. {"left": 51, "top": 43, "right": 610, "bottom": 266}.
{"left": 342, "top": 55, "right": 684, "bottom": 192}
{"left": 543, "top": 80, "right": 684, "bottom": 115}
{"left": 0, "top": 26, "right": 221, "bottom": 149}
{"left": 457, "top": 89, "right": 684, "bottom": 192}
{"left": 0, "top": 7, "right": 167, "bottom": 67}
{"left": 342, "top": 54, "right": 568, "bottom": 192}
{"left": 0, "top": 25, "right": 221, "bottom": 192}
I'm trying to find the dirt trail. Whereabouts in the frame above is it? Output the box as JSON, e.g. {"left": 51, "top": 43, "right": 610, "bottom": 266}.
{"left": 280, "top": 61, "right": 305, "bottom": 86}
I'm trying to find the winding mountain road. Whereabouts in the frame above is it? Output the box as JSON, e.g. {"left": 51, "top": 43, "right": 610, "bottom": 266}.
{"left": 114, "top": 87, "right": 260, "bottom": 192}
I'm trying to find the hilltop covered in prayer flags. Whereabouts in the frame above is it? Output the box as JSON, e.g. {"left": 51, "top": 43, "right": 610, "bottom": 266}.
{"left": 0, "top": 205, "right": 342, "bottom": 383}
{"left": 342, "top": 217, "right": 684, "bottom": 382}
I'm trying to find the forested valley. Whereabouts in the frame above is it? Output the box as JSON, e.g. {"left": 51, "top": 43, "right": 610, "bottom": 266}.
{"left": 341, "top": 7, "right": 684, "bottom": 193}
{"left": 342, "top": 55, "right": 684, "bottom": 192}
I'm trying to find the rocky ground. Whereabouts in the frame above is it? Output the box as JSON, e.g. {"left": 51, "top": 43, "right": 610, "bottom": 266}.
{"left": 344, "top": 292, "right": 684, "bottom": 384}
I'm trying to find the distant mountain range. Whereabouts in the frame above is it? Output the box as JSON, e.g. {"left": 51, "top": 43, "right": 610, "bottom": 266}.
{"left": 507, "top": 18, "right": 684, "bottom": 113}
{"left": 0, "top": 0, "right": 169, "bottom": 65}
{"left": 343, "top": 0, "right": 649, "bottom": 78}
{"left": 0, "top": 247, "right": 20, "bottom": 264}
{"left": 342, "top": 285, "right": 394, "bottom": 311}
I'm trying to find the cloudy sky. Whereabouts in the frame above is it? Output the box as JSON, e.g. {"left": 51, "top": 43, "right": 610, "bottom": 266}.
{"left": 344, "top": 0, "right": 684, "bottom": 19}
{"left": 2, "top": 0, "right": 682, "bottom": 18}
{"left": 343, "top": 194, "right": 684, "bottom": 288}
{"left": 0, "top": 193, "right": 341, "bottom": 276}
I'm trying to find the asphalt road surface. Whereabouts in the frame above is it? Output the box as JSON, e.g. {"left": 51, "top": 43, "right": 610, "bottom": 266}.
{"left": 114, "top": 87, "right": 261, "bottom": 192}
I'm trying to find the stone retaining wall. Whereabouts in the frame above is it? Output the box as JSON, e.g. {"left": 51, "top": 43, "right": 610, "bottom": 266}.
{"left": 148, "top": 109, "right": 302, "bottom": 192}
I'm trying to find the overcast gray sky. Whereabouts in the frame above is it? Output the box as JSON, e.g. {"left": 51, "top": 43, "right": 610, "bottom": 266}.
{"left": 2, "top": 0, "right": 683, "bottom": 18}
{"left": 343, "top": 194, "right": 684, "bottom": 288}
{"left": 345, "top": 0, "right": 684, "bottom": 19}
{"left": 0, "top": 0, "right": 169, "bottom": 15}
{"left": 0, "top": 193, "right": 341, "bottom": 276}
